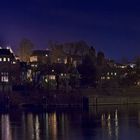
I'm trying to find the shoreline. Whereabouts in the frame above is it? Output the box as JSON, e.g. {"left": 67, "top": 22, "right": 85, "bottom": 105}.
{"left": 1, "top": 86, "right": 140, "bottom": 109}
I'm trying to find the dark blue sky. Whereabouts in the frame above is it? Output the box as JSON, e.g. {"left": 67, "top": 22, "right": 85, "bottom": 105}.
{"left": 0, "top": 0, "right": 140, "bottom": 60}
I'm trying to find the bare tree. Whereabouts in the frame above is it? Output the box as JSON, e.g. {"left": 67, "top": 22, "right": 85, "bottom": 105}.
{"left": 19, "top": 38, "right": 34, "bottom": 62}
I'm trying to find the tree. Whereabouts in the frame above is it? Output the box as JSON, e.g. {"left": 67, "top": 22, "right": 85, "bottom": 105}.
{"left": 19, "top": 39, "right": 34, "bottom": 62}
{"left": 48, "top": 40, "right": 89, "bottom": 65}
{"left": 97, "top": 51, "right": 105, "bottom": 66}
{"left": 78, "top": 54, "right": 97, "bottom": 87}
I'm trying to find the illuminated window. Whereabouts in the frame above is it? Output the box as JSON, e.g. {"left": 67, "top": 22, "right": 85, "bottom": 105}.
{"left": 64, "top": 58, "right": 67, "bottom": 64}
{"left": 1, "top": 72, "right": 9, "bottom": 82}
{"left": 13, "top": 61, "right": 16, "bottom": 64}
{"left": 49, "top": 75, "right": 56, "bottom": 80}
{"left": 0, "top": 58, "right": 2, "bottom": 61}
{"left": 45, "top": 54, "right": 48, "bottom": 57}
{"left": 30, "top": 56, "right": 38, "bottom": 62}
{"left": 7, "top": 58, "right": 10, "bottom": 61}
{"left": 57, "top": 58, "right": 60, "bottom": 62}
{"left": 107, "top": 76, "right": 110, "bottom": 80}
{"left": 3, "top": 58, "right": 6, "bottom": 62}
{"left": 45, "top": 78, "right": 48, "bottom": 83}
{"left": 114, "top": 73, "right": 117, "bottom": 76}
{"left": 101, "top": 76, "right": 105, "bottom": 80}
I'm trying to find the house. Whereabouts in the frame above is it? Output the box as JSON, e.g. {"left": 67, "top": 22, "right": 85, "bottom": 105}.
{"left": 0, "top": 48, "right": 20, "bottom": 92}
{"left": 30, "top": 50, "right": 50, "bottom": 64}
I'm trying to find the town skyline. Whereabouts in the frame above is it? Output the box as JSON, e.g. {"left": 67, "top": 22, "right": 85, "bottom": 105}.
{"left": 0, "top": 39, "right": 138, "bottom": 63}
{"left": 0, "top": 0, "right": 140, "bottom": 60}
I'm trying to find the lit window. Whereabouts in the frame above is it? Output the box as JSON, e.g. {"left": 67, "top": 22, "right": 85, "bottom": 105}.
{"left": 1, "top": 72, "right": 9, "bottom": 82}
{"left": 13, "top": 61, "right": 16, "bottom": 64}
{"left": 64, "top": 58, "right": 67, "bottom": 64}
{"left": 3, "top": 58, "right": 6, "bottom": 62}
{"left": 45, "top": 78, "right": 48, "bottom": 83}
{"left": 49, "top": 75, "right": 56, "bottom": 80}
{"left": 107, "top": 72, "right": 109, "bottom": 75}
{"left": 114, "top": 73, "right": 117, "bottom": 76}
{"left": 101, "top": 76, "right": 105, "bottom": 80}
{"left": 30, "top": 56, "right": 38, "bottom": 62}
{"left": 57, "top": 58, "right": 60, "bottom": 62}
{"left": 45, "top": 54, "right": 48, "bottom": 57}
{"left": 107, "top": 77, "right": 110, "bottom": 80}
{"left": 0, "top": 58, "right": 2, "bottom": 61}
{"left": 7, "top": 58, "right": 10, "bottom": 61}
{"left": 52, "top": 69, "right": 54, "bottom": 72}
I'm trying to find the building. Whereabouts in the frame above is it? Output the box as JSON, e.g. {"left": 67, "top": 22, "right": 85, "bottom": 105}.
{"left": 30, "top": 50, "right": 50, "bottom": 64}
{"left": 0, "top": 48, "right": 20, "bottom": 92}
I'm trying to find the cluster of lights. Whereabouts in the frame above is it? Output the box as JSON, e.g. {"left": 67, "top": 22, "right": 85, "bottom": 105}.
{"left": 0, "top": 57, "right": 10, "bottom": 62}
{"left": 107, "top": 72, "right": 117, "bottom": 76}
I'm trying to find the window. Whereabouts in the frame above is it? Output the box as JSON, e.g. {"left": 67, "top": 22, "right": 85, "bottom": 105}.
{"left": 7, "top": 58, "right": 10, "bottom": 61}
{"left": 0, "top": 58, "right": 2, "bottom": 61}
{"left": 13, "top": 61, "right": 16, "bottom": 64}
{"left": 49, "top": 75, "right": 55, "bottom": 80}
{"left": 107, "top": 76, "right": 110, "bottom": 80}
{"left": 1, "top": 72, "right": 9, "bottom": 82}
{"left": 3, "top": 58, "right": 6, "bottom": 62}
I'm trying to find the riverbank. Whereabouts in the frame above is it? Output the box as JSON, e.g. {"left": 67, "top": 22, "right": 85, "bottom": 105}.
{"left": 1, "top": 86, "right": 140, "bottom": 109}
{"left": 87, "top": 96, "right": 140, "bottom": 106}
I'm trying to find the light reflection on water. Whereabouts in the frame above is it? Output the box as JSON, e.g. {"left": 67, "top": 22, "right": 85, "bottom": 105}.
{"left": 1, "top": 105, "right": 140, "bottom": 140}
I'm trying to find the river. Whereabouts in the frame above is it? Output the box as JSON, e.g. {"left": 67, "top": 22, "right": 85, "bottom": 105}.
{"left": 0, "top": 105, "right": 140, "bottom": 140}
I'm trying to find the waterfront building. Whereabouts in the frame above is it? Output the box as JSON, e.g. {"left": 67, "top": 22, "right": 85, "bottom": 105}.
{"left": 30, "top": 50, "right": 51, "bottom": 64}
{"left": 0, "top": 47, "right": 20, "bottom": 92}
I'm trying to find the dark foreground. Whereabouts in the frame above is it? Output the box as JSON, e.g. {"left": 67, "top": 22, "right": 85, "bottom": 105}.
{"left": 0, "top": 105, "right": 140, "bottom": 140}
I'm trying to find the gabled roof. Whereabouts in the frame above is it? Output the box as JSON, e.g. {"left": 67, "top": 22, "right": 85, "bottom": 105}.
{"left": 0, "top": 49, "right": 11, "bottom": 55}
{"left": 0, "top": 48, "right": 15, "bottom": 58}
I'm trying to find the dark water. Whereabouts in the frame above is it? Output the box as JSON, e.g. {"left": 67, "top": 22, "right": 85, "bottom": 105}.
{"left": 1, "top": 105, "right": 140, "bottom": 140}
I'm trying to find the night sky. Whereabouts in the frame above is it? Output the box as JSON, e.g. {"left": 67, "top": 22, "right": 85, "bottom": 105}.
{"left": 0, "top": 0, "right": 140, "bottom": 61}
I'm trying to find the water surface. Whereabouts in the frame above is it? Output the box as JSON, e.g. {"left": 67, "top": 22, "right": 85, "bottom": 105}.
{"left": 1, "top": 105, "right": 140, "bottom": 140}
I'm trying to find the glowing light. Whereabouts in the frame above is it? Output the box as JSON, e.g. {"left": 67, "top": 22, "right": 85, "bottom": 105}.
{"left": 3, "top": 57, "right": 6, "bottom": 62}
{"left": 1, "top": 72, "right": 9, "bottom": 82}
{"left": 35, "top": 116, "right": 40, "bottom": 140}
{"left": 49, "top": 75, "right": 55, "bottom": 80}
{"left": 1, "top": 115, "right": 12, "bottom": 140}
{"left": 45, "top": 78, "right": 48, "bottom": 83}
{"left": 107, "top": 76, "right": 110, "bottom": 80}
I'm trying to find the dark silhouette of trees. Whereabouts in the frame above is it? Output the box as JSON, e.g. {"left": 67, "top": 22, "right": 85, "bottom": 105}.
{"left": 78, "top": 51, "right": 97, "bottom": 87}
{"left": 19, "top": 38, "right": 34, "bottom": 62}
{"left": 97, "top": 51, "right": 105, "bottom": 66}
